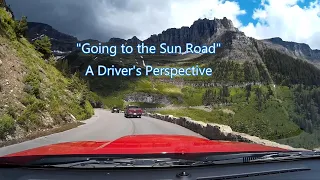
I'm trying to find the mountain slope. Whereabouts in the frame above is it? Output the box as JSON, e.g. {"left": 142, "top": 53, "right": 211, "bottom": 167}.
{"left": 0, "top": 8, "right": 97, "bottom": 142}
{"left": 263, "top": 37, "right": 320, "bottom": 62}
{"left": 27, "top": 22, "right": 78, "bottom": 55}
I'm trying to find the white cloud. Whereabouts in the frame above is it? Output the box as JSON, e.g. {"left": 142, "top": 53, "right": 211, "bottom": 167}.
{"left": 169, "top": 0, "right": 246, "bottom": 29}
{"left": 240, "top": 0, "right": 320, "bottom": 49}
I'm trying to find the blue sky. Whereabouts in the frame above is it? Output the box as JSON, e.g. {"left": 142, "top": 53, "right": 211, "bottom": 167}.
{"left": 237, "top": 0, "right": 315, "bottom": 25}
{"left": 237, "top": 0, "right": 261, "bottom": 26}
{"left": 235, "top": 0, "right": 320, "bottom": 49}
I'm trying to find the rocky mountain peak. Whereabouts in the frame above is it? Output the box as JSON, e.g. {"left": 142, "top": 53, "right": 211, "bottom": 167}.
{"left": 142, "top": 17, "right": 239, "bottom": 50}
{"left": 108, "top": 37, "right": 126, "bottom": 44}
{"left": 267, "top": 37, "right": 283, "bottom": 42}
{"left": 211, "top": 17, "right": 236, "bottom": 31}
{"left": 221, "top": 17, "right": 235, "bottom": 29}
{"left": 127, "top": 36, "right": 142, "bottom": 44}
{"left": 27, "top": 22, "right": 78, "bottom": 42}
{"left": 266, "top": 37, "right": 312, "bottom": 50}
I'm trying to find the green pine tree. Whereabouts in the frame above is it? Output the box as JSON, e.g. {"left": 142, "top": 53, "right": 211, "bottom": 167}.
{"left": 14, "top": 16, "right": 28, "bottom": 37}
{"left": 34, "top": 35, "right": 52, "bottom": 59}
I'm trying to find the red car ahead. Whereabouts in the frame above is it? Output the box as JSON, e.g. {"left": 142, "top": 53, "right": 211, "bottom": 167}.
{"left": 0, "top": 135, "right": 318, "bottom": 180}
{"left": 124, "top": 105, "right": 143, "bottom": 118}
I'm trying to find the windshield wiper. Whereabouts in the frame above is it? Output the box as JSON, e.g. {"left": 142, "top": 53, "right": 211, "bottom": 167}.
{"left": 243, "top": 151, "right": 320, "bottom": 163}
{"left": 31, "top": 157, "right": 203, "bottom": 168}
{"left": 19, "top": 151, "right": 320, "bottom": 169}
{"left": 198, "top": 151, "right": 320, "bottom": 164}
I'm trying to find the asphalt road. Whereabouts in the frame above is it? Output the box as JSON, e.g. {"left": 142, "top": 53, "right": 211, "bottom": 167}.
{"left": 0, "top": 109, "right": 205, "bottom": 156}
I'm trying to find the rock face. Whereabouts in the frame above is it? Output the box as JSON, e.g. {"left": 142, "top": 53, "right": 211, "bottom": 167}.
{"left": 124, "top": 92, "right": 172, "bottom": 105}
{"left": 99, "top": 17, "right": 265, "bottom": 62}
{"left": 264, "top": 37, "right": 320, "bottom": 62}
{"left": 104, "top": 18, "right": 236, "bottom": 48}
{"left": 108, "top": 37, "right": 127, "bottom": 46}
{"left": 145, "top": 113, "right": 307, "bottom": 151}
{"left": 127, "top": 36, "right": 142, "bottom": 46}
{"left": 144, "top": 18, "right": 237, "bottom": 48}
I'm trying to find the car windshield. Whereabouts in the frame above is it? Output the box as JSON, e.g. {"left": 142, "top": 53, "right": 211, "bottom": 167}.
{"left": 128, "top": 106, "right": 139, "bottom": 109}
{"left": 1, "top": 0, "right": 320, "bottom": 169}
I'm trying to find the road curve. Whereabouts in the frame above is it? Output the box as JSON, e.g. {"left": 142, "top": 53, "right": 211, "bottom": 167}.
{"left": 0, "top": 109, "right": 205, "bottom": 156}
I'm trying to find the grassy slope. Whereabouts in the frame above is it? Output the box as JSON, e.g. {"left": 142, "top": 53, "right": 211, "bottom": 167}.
{"left": 158, "top": 85, "right": 302, "bottom": 141}
{"left": 274, "top": 86, "right": 320, "bottom": 149}
{"left": 277, "top": 129, "right": 320, "bottom": 149}
{"left": 0, "top": 8, "right": 94, "bottom": 140}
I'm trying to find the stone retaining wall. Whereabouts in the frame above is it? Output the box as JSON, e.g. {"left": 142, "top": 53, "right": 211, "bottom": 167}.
{"left": 144, "top": 112, "right": 306, "bottom": 151}
{"left": 156, "top": 78, "right": 263, "bottom": 88}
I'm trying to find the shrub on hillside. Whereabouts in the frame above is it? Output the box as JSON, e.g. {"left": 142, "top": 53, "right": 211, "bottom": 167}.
{"left": 0, "top": 114, "right": 16, "bottom": 140}
{"left": 17, "top": 100, "right": 46, "bottom": 131}
{"left": 69, "top": 100, "right": 94, "bottom": 120}
{"left": 34, "top": 35, "right": 52, "bottom": 59}
{"left": 23, "top": 71, "right": 41, "bottom": 98}
{"left": 14, "top": 16, "right": 27, "bottom": 37}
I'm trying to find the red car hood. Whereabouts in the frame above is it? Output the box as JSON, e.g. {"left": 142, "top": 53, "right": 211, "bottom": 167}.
{"left": 4, "top": 135, "right": 288, "bottom": 158}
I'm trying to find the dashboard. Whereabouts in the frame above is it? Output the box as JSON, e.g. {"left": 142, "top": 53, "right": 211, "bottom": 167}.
{"left": 0, "top": 159, "right": 319, "bottom": 180}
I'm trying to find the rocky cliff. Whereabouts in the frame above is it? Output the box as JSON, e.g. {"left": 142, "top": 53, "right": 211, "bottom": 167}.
{"left": 101, "top": 17, "right": 265, "bottom": 63}
{"left": 143, "top": 17, "right": 237, "bottom": 47}
{"left": 104, "top": 17, "right": 237, "bottom": 48}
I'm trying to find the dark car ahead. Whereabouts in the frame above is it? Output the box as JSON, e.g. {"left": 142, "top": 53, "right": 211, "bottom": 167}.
{"left": 111, "top": 107, "right": 120, "bottom": 113}
{"left": 124, "top": 105, "right": 143, "bottom": 118}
